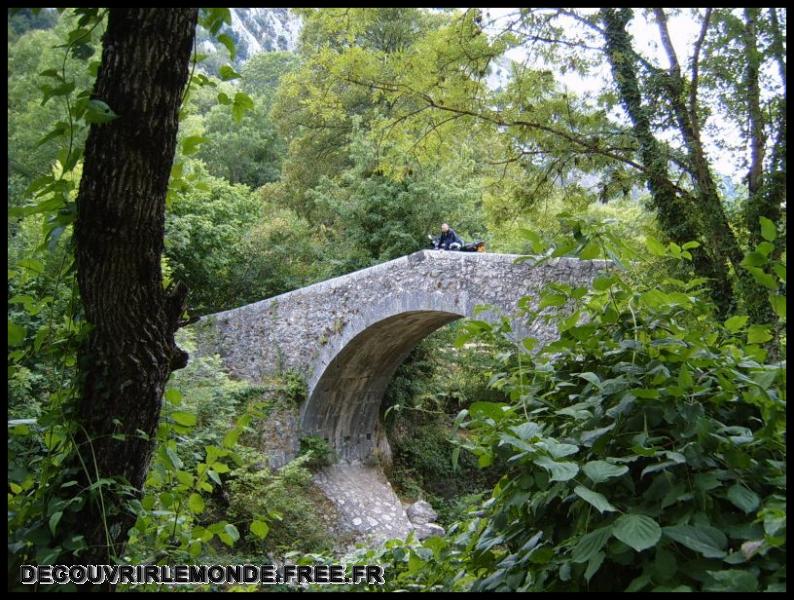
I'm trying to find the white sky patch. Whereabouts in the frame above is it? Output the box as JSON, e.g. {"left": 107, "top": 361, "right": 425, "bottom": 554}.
{"left": 479, "top": 7, "right": 753, "bottom": 182}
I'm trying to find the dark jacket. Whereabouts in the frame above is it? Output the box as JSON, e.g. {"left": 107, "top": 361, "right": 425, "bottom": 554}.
{"left": 439, "top": 228, "right": 463, "bottom": 249}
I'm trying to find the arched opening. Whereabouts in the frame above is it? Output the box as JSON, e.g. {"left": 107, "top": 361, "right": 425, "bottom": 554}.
{"left": 300, "top": 310, "right": 464, "bottom": 463}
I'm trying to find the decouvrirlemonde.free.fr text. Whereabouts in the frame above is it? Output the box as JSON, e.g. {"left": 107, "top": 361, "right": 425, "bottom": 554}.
{"left": 21, "top": 564, "right": 385, "bottom": 586}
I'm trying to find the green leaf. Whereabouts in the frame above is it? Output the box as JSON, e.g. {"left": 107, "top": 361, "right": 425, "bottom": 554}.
{"left": 574, "top": 485, "right": 617, "bottom": 514}
{"left": 188, "top": 493, "right": 205, "bottom": 514}
{"left": 469, "top": 401, "right": 509, "bottom": 422}
{"left": 18, "top": 258, "right": 46, "bottom": 274}
{"left": 8, "top": 321, "right": 26, "bottom": 347}
{"left": 181, "top": 135, "right": 208, "bottom": 156}
{"left": 593, "top": 275, "right": 618, "bottom": 291}
{"left": 584, "top": 551, "right": 605, "bottom": 582}
{"left": 769, "top": 294, "right": 786, "bottom": 320}
{"left": 744, "top": 266, "right": 778, "bottom": 290}
{"left": 231, "top": 92, "right": 254, "bottom": 122}
{"left": 164, "top": 389, "right": 182, "bottom": 405}
{"left": 224, "top": 523, "right": 240, "bottom": 542}
{"left": 681, "top": 241, "right": 700, "bottom": 250}
{"left": 49, "top": 511, "right": 63, "bottom": 535}
{"left": 662, "top": 524, "right": 726, "bottom": 558}
{"left": 726, "top": 484, "right": 760, "bottom": 514}
{"left": 645, "top": 236, "right": 667, "bottom": 256}
{"left": 219, "top": 64, "right": 241, "bottom": 81}
{"left": 532, "top": 455, "right": 579, "bottom": 481}
{"left": 217, "top": 92, "right": 232, "bottom": 105}
{"left": 165, "top": 447, "right": 183, "bottom": 470}
{"left": 746, "top": 325, "right": 772, "bottom": 344}
{"left": 222, "top": 429, "right": 240, "bottom": 449}
{"left": 704, "top": 570, "right": 758, "bottom": 592}
{"left": 572, "top": 526, "right": 612, "bottom": 563}
{"left": 578, "top": 372, "right": 601, "bottom": 387}
{"left": 250, "top": 519, "right": 269, "bottom": 539}
{"left": 740, "top": 252, "right": 767, "bottom": 268}
{"left": 759, "top": 217, "right": 776, "bottom": 242}
{"left": 724, "top": 315, "right": 749, "bottom": 332}
{"left": 41, "top": 80, "right": 75, "bottom": 105}
{"left": 171, "top": 411, "right": 197, "bottom": 427}
{"left": 539, "top": 293, "right": 567, "bottom": 309}
{"left": 612, "top": 514, "right": 661, "bottom": 552}
{"left": 83, "top": 99, "right": 119, "bottom": 124}
{"left": 579, "top": 239, "right": 600, "bottom": 259}
{"left": 217, "top": 33, "right": 236, "bottom": 60}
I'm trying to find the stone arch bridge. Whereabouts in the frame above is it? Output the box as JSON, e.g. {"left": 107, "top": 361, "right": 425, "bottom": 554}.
{"left": 189, "top": 250, "right": 605, "bottom": 542}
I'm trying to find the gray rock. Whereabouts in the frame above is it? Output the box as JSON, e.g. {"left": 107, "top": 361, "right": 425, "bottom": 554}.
{"left": 414, "top": 522, "right": 445, "bottom": 540}
{"left": 406, "top": 500, "right": 438, "bottom": 526}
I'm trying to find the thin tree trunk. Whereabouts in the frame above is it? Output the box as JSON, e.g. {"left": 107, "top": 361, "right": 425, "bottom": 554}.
{"left": 67, "top": 7, "right": 197, "bottom": 576}
{"left": 600, "top": 8, "right": 735, "bottom": 316}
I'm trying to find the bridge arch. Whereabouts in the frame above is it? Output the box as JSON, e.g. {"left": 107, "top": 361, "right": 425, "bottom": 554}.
{"left": 193, "top": 251, "right": 606, "bottom": 464}
{"left": 301, "top": 303, "right": 466, "bottom": 463}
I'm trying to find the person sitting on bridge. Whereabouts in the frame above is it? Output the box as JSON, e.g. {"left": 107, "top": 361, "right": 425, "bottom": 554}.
{"left": 438, "top": 223, "right": 463, "bottom": 250}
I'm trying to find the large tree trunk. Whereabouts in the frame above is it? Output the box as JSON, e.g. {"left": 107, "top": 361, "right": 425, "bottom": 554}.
{"left": 600, "top": 8, "right": 774, "bottom": 320}
{"left": 599, "top": 8, "right": 735, "bottom": 316}
{"left": 68, "top": 8, "right": 197, "bottom": 573}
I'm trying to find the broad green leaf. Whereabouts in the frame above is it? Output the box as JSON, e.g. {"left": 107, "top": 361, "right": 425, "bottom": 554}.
{"left": 250, "top": 519, "right": 269, "bottom": 539}
{"left": 224, "top": 523, "right": 240, "bottom": 542}
{"left": 584, "top": 551, "right": 605, "bottom": 582}
{"left": 171, "top": 411, "right": 197, "bottom": 427}
{"left": 181, "top": 135, "right": 208, "bottom": 156}
{"left": 578, "top": 372, "right": 601, "bottom": 387}
{"left": 613, "top": 514, "right": 661, "bottom": 552}
{"left": 83, "top": 99, "right": 119, "bottom": 124}
{"left": 592, "top": 275, "right": 617, "bottom": 291}
{"left": 746, "top": 325, "right": 772, "bottom": 344}
{"left": 164, "top": 389, "right": 182, "bottom": 405}
{"left": 769, "top": 294, "right": 786, "bottom": 319}
{"left": 579, "top": 239, "right": 600, "bottom": 259}
{"left": 571, "top": 526, "right": 612, "bottom": 563}
{"left": 704, "top": 569, "right": 758, "bottom": 592}
{"left": 217, "top": 33, "right": 236, "bottom": 60}
{"left": 231, "top": 92, "right": 254, "bottom": 122}
{"left": 662, "top": 524, "right": 726, "bottom": 558}
{"left": 470, "top": 401, "right": 508, "bottom": 422}
{"left": 539, "top": 293, "right": 566, "bottom": 309}
{"left": 165, "top": 447, "right": 183, "bottom": 470}
{"left": 219, "top": 64, "right": 241, "bottom": 81}
{"left": 645, "top": 236, "right": 667, "bottom": 256}
{"left": 744, "top": 266, "right": 778, "bottom": 290}
{"left": 724, "top": 315, "right": 749, "bottom": 333}
{"left": 539, "top": 438, "right": 579, "bottom": 458}
{"left": 188, "top": 492, "right": 205, "bottom": 514}
{"left": 726, "top": 484, "right": 760, "bottom": 514}
{"left": 759, "top": 217, "right": 777, "bottom": 242}
{"left": 222, "top": 429, "right": 240, "bottom": 449}
{"left": 18, "top": 258, "right": 45, "bottom": 273}
{"left": 532, "top": 455, "right": 578, "bottom": 481}
{"left": 49, "top": 511, "right": 63, "bottom": 535}
{"left": 574, "top": 485, "right": 617, "bottom": 514}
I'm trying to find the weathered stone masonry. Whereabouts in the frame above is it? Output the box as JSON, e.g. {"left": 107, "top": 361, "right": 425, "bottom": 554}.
{"left": 190, "top": 250, "right": 606, "bottom": 465}
{"left": 189, "top": 250, "right": 606, "bottom": 542}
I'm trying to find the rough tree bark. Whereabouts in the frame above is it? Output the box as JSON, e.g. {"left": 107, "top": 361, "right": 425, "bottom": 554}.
{"left": 68, "top": 7, "right": 198, "bottom": 571}
{"left": 600, "top": 8, "right": 773, "bottom": 320}
{"left": 599, "top": 8, "right": 735, "bottom": 316}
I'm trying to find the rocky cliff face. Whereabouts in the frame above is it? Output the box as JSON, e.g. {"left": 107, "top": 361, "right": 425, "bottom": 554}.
{"left": 198, "top": 8, "right": 302, "bottom": 66}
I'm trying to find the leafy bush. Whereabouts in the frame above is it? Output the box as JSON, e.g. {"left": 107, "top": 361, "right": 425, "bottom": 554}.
{"left": 337, "top": 217, "right": 786, "bottom": 592}
{"left": 299, "top": 435, "right": 336, "bottom": 468}
{"left": 224, "top": 449, "right": 339, "bottom": 558}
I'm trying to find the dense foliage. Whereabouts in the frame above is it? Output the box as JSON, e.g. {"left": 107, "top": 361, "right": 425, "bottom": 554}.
{"left": 7, "top": 7, "right": 786, "bottom": 593}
